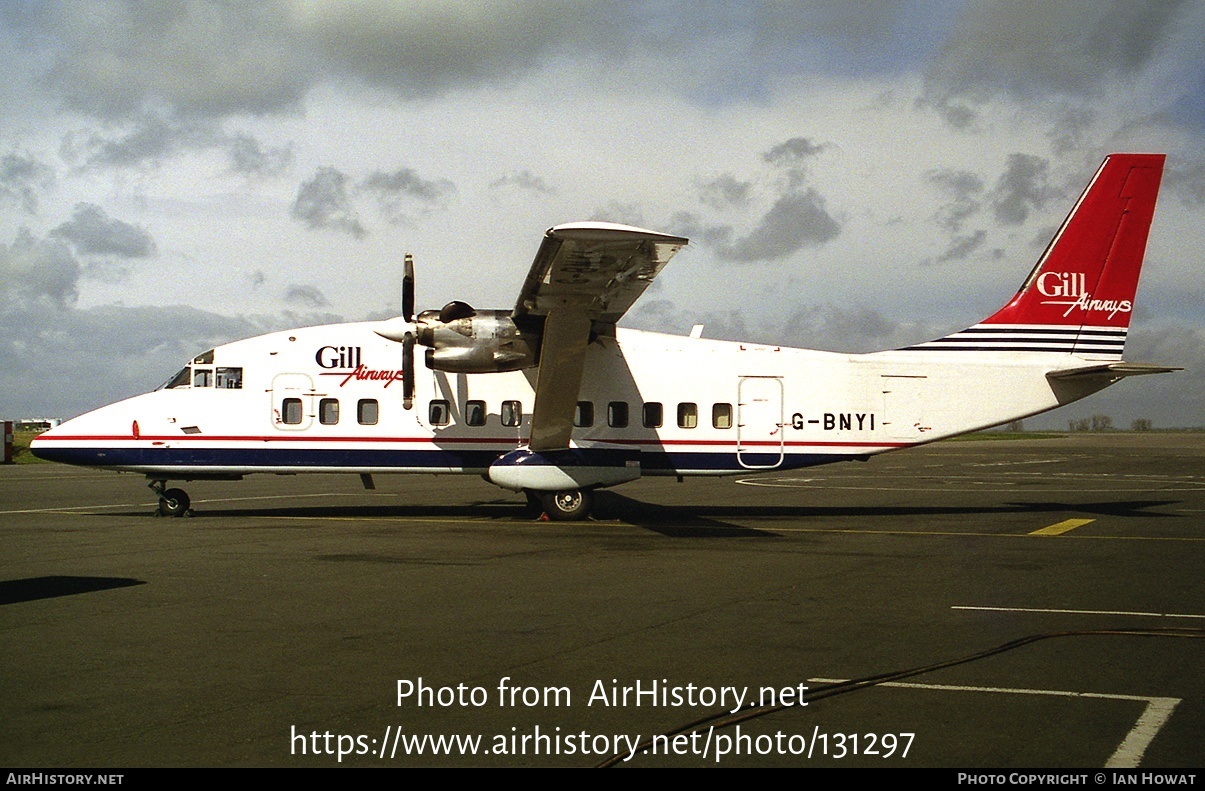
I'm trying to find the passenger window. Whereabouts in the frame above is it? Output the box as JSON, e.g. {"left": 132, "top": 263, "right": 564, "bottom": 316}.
{"left": 429, "top": 400, "right": 450, "bottom": 426}
{"left": 282, "top": 398, "right": 303, "bottom": 425}
{"left": 574, "top": 401, "right": 594, "bottom": 428}
{"left": 678, "top": 402, "right": 698, "bottom": 429}
{"left": 193, "top": 368, "right": 213, "bottom": 388}
{"left": 319, "top": 398, "right": 339, "bottom": 425}
{"left": 466, "top": 400, "right": 486, "bottom": 427}
{"left": 215, "top": 367, "right": 243, "bottom": 389}
{"left": 643, "top": 402, "right": 663, "bottom": 428}
{"left": 358, "top": 399, "right": 379, "bottom": 425}
{"left": 713, "top": 403, "right": 733, "bottom": 429}
{"left": 608, "top": 401, "right": 629, "bottom": 428}
{"left": 501, "top": 400, "right": 522, "bottom": 427}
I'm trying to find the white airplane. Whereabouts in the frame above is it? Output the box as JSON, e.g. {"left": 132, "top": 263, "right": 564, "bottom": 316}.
{"left": 32, "top": 153, "right": 1176, "bottom": 520}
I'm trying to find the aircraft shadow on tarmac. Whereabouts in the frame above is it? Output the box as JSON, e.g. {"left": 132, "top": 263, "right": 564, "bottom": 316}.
{"left": 0, "top": 575, "right": 146, "bottom": 606}
{"left": 90, "top": 492, "right": 1182, "bottom": 539}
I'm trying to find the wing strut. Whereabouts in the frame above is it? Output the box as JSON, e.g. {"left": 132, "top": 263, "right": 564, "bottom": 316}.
{"left": 528, "top": 307, "right": 592, "bottom": 451}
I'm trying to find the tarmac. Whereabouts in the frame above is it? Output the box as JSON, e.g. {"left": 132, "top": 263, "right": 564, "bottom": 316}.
{"left": 1, "top": 433, "right": 1202, "bottom": 767}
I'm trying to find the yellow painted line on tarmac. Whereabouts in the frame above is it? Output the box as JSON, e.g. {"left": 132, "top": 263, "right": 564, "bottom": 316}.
{"left": 1030, "top": 518, "right": 1095, "bottom": 536}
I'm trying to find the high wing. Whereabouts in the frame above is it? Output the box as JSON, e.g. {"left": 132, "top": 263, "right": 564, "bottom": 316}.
{"left": 516, "top": 222, "right": 688, "bottom": 451}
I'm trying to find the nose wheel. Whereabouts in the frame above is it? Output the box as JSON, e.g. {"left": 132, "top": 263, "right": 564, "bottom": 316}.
{"left": 149, "top": 480, "right": 192, "bottom": 517}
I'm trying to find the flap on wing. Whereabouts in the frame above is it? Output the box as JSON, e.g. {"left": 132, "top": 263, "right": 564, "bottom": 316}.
{"left": 514, "top": 222, "right": 688, "bottom": 325}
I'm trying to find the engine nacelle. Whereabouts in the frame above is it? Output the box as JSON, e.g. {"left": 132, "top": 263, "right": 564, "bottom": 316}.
{"left": 424, "top": 343, "right": 536, "bottom": 373}
{"left": 417, "top": 308, "right": 539, "bottom": 373}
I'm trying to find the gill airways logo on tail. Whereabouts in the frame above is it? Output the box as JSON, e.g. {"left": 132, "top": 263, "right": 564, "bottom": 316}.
{"left": 1036, "top": 272, "right": 1132, "bottom": 319}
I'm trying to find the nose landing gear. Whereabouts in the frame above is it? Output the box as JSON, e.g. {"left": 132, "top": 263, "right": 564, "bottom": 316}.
{"left": 148, "top": 480, "right": 192, "bottom": 517}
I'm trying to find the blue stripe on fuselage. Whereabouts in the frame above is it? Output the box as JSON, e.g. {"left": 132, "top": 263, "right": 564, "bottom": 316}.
{"left": 34, "top": 445, "right": 853, "bottom": 474}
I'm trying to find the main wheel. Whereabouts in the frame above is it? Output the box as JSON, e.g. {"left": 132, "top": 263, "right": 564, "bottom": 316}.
{"left": 158, "top": 488, "right": 191, "bottom": 517}
{"left": 541, "top": 488, "right": 593, "bottom": 521}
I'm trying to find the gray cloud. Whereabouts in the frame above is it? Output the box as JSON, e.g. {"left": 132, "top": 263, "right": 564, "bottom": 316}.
{"left": 780, "top": 304, "right": 953, "bottom": 353}
{"left": 1, "top": 2, "right": 635, "bottom": 123}
{"left": 0, "top": 151, "right": 53, "bottom": 213}
{"left": 489, "top": 170, "right": 555, "bottom": 196}
{"left": 291, "top": 167, "right": 366, "bottom": 239}
{"left": 300, "top": 3, "right": 630, "bottom": 100}
{"left": 763, "top": 137, "right": 826, "bottom": 168}
{"left": 284, "top": 284, "right": 329, "bottom": 309}
{"left": 626, "top": 300, "right": 751, "bottom": 343}
{"left": 1163, "top": 160, "right": 1205, "bottom": 204}
{"left": 698, "top": 174, "right": 753, "bottom": 210}
{"left": 589, "top": 202, "right": 646, "bottom": 227}
{"left": 1047, "top": 107, "right": 1098, "bottom": 155}
{"left": 627, "top": 298, "right": 953, "bottom": 355}
{"left": 7, "top": 2, "right": 311, "bottom": 121}
{"left": 927, "top": 168, "right": 984, "bottom": 231}
{"left": 924, "top": 0, "right": 1195, "bottom": 109}
{"left": 0, "top": 297, "right": 344, "bottom": 418}
{"left": 50, "top": 203, "right": 156, "bottom": 258}
{"left": 62, "top": 115, "right": 215, "bottom": 169}
{"left": 715, "top": 189, "right": 841, "bottom": 262}
{"left": 0, "top": 229, "right": 80, "bottom": 308}
{"left": 62, "top": 115, "right": 296, "bottom": 175}
{"left": 228, "top": 133, "right": 293, "bottom": 177}
{"left": 361, "top": 167, "right": 455, "bottom": 223}
{"left": 930, "top": 229, "right": 987, "bottom": 265}
{"left": 989, "top": 153, "right": 1056, "bottom": 226}
{"left": 920, "top": 1, "right": 1204, "bottom": 135}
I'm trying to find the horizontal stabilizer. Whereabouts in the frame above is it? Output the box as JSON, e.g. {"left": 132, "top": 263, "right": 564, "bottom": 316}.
{"left": 1047, "top": 362, "right": 1180, "bottom": 381}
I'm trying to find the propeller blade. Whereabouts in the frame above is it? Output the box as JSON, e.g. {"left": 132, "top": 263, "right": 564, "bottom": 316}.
{"left": 403, "top": 253, "right": 415, "bottom": 323}
{"left": 402, "top": 332, "right": 415, "bottom": 410}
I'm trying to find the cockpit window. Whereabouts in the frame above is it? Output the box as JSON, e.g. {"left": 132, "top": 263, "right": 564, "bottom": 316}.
{"left": 215, "top": 367, "right": 243, "bottom": 389}
{"left": 193, "top": 368, "right": 213, "bottom": 388}
{"left": 193, "top": 349, "right": 215, "bottom": 364}
{"left": 162, "top": 366, "right": 191, "bottom": 390}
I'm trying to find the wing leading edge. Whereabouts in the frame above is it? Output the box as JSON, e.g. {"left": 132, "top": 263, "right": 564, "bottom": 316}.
{"left": 519, "top": 222, "right": 688, "bottom": 451}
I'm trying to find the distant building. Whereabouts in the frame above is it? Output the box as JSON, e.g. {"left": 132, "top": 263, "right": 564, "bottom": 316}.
{"left": 12, "top": 418, "right": 62, "bottom": 432}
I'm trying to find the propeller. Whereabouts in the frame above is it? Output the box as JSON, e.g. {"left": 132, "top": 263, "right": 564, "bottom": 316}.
{"left": 402, "top": 253, "right": 416, "bottom": 409}
{"left": 372, "top": 254, "right": 421, "bottom": 408}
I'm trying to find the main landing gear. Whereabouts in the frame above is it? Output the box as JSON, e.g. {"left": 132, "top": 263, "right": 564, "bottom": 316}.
{"left": 148, "top": 479, "right": 191, "bottom": 517}
{"left": 526, "top": 488, "right": 594, "bottom": 521}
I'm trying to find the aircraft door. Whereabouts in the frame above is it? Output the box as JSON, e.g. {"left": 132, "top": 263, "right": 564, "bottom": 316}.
{"left": 271, "top": 373, "right": 315, "bottom": 430}
{"left": 737, "top": 376, "right": 784, "bottom": 469}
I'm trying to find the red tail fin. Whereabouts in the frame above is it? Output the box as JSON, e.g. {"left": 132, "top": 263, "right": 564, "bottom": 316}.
{"left": 910, "top": 154, "right": 1164, "bottom": 359}
{"left": 986, "top": 153, "right": 1164, "bottom": 331}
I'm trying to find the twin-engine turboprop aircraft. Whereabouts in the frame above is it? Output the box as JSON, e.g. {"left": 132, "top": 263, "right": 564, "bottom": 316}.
{"left": 32, "top": 154, "right": 1176, "bottom": 520}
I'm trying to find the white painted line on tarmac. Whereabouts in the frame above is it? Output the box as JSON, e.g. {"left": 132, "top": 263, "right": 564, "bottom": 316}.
{"left": 952, "top": 605, "right": 1205, "bottom": 619}
{"left": 809, "top": 676, "right": 1178, "bottom": 768}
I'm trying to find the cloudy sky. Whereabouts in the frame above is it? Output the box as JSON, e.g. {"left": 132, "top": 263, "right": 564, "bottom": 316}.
{"left": 1, "top": 0, "right": 1202, "bottom": 428}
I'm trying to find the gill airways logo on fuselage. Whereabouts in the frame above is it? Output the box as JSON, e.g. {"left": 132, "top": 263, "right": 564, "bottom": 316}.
{"left": 315, "top": 345, "right": 406, "bottom": 388}
{"left": 1036, "top": 271, "right": 1131, "bottom": 319}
